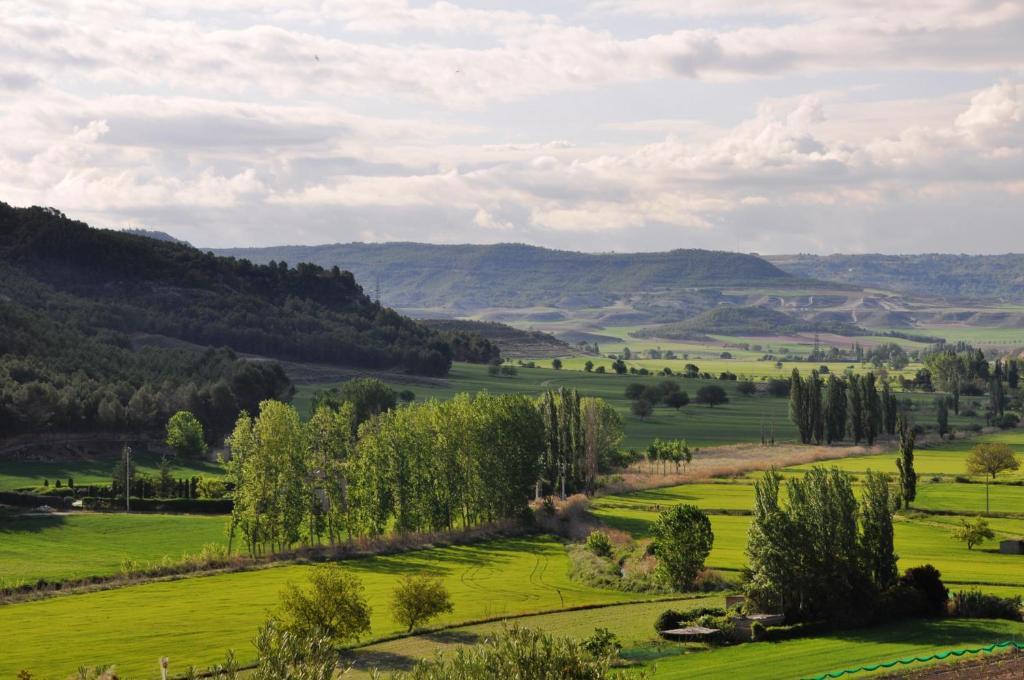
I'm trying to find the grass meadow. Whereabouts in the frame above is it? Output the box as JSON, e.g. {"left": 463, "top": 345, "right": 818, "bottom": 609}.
{"left": 0, "top": 513, "right": 232, "bottom": 589}
{"left": 0, "top": 449, "right": 225, "bottom": 492}
{"left": 345, "top": 595, "right": 725, "bottom": 679}
{"left": 645, "top": 618, "right": 1024, "bottom": 680}
{"left": 0, "top": 536, "right": 655, "bottom": 679}
{"left": 294, "top": 361, "right": 979, "bottom": 451}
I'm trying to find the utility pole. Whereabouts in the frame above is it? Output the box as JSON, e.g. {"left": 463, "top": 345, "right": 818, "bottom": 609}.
{"left": 123, "top": 444, "right": 132, "bottom": 513}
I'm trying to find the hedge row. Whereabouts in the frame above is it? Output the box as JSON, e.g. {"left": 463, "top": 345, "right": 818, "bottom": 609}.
{"left": 80, "top": 497, "right": 232, "bottom": 514}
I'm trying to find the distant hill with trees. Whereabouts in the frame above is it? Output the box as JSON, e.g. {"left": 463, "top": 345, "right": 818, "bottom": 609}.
{"left": 767, "top": 253, "right": 1024, "bottom": 300}
{"left": 419, "top": 319, "right": 571, "bottom": 358}
{"left": 0, "top": 203, "right": 495, "bottom": 438}
{"left": 212, "top": 242, "right": 828, "bottom": 313}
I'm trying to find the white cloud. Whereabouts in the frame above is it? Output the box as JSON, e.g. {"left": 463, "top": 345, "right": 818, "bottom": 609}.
{"left": 0, "top": 1, "right": 1022, "bottom": 252}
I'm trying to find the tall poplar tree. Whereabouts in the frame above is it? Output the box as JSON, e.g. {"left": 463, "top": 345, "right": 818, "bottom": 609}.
{"left": 895, "top": 413, "right": 917, "bottom": 509}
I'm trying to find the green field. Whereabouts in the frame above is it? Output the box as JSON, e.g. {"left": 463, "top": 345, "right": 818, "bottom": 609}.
{"left": 0, "top": 536, "right": 653, "bottom": 679}
{"left": 647, "top": 618, "right": 1024, "bottom": 679}
{"left": 591, "top": 431, "right": 1024, "bottom": 594}
{"left": 346, "top": 595, "right": 724, "bottom": 679}
{"left": 294, "top": 362, "right": 980, "bottom": 451}
{"left": 0, "top": 513, "right": 232, "bottom": 588}
{"left": 0, "top": 450, "right": 225, "bottom": 492}
{"left": 296, "top": 362, "right": 801, "bottom": 449}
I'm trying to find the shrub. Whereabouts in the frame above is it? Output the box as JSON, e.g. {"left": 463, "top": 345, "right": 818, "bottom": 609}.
{"left": 654, "top": 606, "right": 726, "bottom": 632}
{"left": 278, "top": 565, "right": 371, "bottom": 646}
{"left": 196, "top": 477, "right": 230, "bottom": 499}
{"left": 581, "top": 627, "right": 621, "bottom": 658}
{"left": 252, "top": 619, "right": 336, "bottom": 680}
{"left": 655, "top": 609, "right": 683, "bottom": 632}
{"left": 950, "top": 589, "right": 1023, "bottom": 621}
{"left": 391, "top": 574, "right": 454, "bottom": 632}
{"left": 899, "top": 565, "right": 949, "bottom": 617}
{"left": 737, "top": 381, "right": 757, "bottom": 396}
{"left": 995, "top": 413, "right": 1020, "bottom": 429}
{"left": 585, "top": 530, "right": 614, "bottom": 558}
{"left": 393, "top": 625, "right": 629, "bottom": 679}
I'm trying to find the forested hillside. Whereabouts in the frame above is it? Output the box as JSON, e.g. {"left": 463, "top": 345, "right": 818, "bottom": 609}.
{"left": 0, "top": 203, "right": 495, "bottom": 438}
{"left": 212, "top": 242, "right": 819, "bottom": 312}
{"left": 767, "top": 253, "right": 1024, "bottom": 300}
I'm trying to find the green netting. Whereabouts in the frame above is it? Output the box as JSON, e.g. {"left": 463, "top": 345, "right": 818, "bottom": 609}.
{"left": 802, "top": 640, "right": 1024, "bottom": 680}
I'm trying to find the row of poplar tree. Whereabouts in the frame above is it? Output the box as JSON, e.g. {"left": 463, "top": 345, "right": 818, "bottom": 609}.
{"left": 225, "top": 388, "right": 622, "bottom": 555}
{"left": 788, "top": 369, "right": 901, "bottom": 445}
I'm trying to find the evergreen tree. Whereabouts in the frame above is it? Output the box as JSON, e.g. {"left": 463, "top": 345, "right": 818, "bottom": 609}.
{"left": 824, "top": 375, "right": 847, "bottom": 444}
{"left": 880, "top": 381, "right": 898, "bottom": 436}
{"left": 989, "top": 376, "right": 1005, "bottom": 418}
{"left": 808, "top": 371, "right": 824, "bottom": 445}
{"left": 861, "top": 373, "right": 881, "bottom": 445}
{"left": 936, "top": 397, "right": 949, "bottom": 437}
{"left": 847, "top": 374, "right": 864, "bottom": 443}
{"left": 789, "top": 369, "right": 811, "bottom": 444}
{"left": 895, "top": 413, "right": 917, "bottom": 509}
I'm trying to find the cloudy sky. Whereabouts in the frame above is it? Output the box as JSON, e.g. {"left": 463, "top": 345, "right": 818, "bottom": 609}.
{"left": 1, "top": 1, "right": 1023, "bottom": 253}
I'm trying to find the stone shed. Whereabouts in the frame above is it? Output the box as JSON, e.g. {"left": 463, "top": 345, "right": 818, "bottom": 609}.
{"left": 1000, "top": 539, "right": 1024, "bottom": 554}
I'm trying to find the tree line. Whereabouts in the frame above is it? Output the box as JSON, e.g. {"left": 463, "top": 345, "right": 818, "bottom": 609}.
{"left": 788, "top": 369, "right": 899, "bottom": 445}
{"left": 226, "top": 386, "right": 623, "bottom": 554}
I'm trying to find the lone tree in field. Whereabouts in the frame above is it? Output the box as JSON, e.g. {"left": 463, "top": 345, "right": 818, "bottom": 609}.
{"left": 895, "top": 413, "right": 917, "bottom": 509}
{"left": 966, "top": 443, "right": 1020, "bottom": 514}
{"left": 695, "top": 384, "right": 728, "bottom": 408}
{"left": 278, "top": 565, "right": 372, "bottom": 647}
{"left": 951, "top": 517, "right": 995, "bottom": 550}
{"left": 631, "top": 398, "right": 654, "bottom": 420}
{"left": 552, "top": 358, "right": 563, "bottom": 370}
{"left": 650, "top": 504, "right": 713, "bottom": 590}
{"left": 665, "top": 391, "right": 689, "bottom": 410}
{"left": 391, "top": 574, "right": 454, "bottom": 632}
{"left": 165, "top": 411, "right": 207, "bottom": 457}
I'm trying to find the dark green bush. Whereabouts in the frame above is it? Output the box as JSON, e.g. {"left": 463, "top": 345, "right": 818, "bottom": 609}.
{"left": 951, "top": 589, "right": 1023, "bottom": 621}
{"left": 899, "top": 565, "right": 949, "bottom": 617}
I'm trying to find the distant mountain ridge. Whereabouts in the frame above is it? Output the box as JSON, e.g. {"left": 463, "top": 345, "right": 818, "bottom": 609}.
{"left": 767, "top": 253, "right": 1024, "bottom": 300}
{"left": 211, "top": 242, "right": 831, "bottom": 313}
{"left": 122, "top": 228, "right": 189, "bottom": 245}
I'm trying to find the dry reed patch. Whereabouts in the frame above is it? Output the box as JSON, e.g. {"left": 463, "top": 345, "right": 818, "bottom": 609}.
{"left": 601, "top": 442, "right": 885, "bottom": 495}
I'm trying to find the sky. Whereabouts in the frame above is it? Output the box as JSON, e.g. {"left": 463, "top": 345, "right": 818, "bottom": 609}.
{"left": 1, "top": 1, "right": 1023, "bottom": 254}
